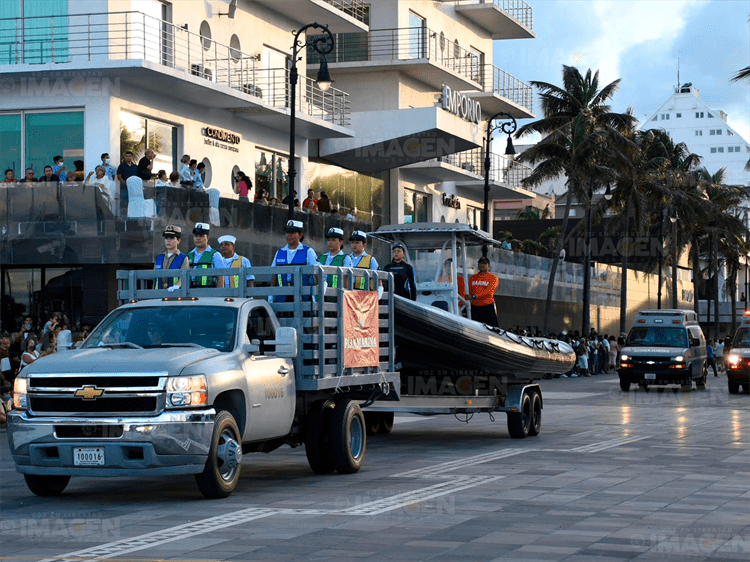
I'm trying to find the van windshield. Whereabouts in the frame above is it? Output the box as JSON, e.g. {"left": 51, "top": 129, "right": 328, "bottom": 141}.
{"left": 732, "top": 327, "right": 750, "bottom": 349}
{"left": 626, "top": 327, "right": 687, "bottom": 348}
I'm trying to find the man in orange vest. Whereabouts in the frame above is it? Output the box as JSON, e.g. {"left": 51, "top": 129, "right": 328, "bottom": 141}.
{"left": 216, "top": 235, "right": 254, "bottom": 289}
{"left": 468, "top": 257, "right": 499, "bottom": 327}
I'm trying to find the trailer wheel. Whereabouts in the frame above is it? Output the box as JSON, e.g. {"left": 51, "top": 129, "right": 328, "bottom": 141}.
{"left": 528, "top": 391, "right": 542, "bottom": 437}
{"left": 507, "top": 392, "right": 532, "bottom": 439}
{"left": 331, "top": 400, "right": 366, "bottom": 474}
{"left": 195, "top": 410, "right": 242, "bottom": 499}
{"left": 23, "top": 474, "right": 70, "bottom": 497}
{"left": 364, "top": 411, "right": 381, "bottom": 436}
{"left": 619, "top": 379, "right": 630, "bottom": 392}
{"left": 728, "top": 381, "right": 740, "bottom": 394}
{"left": 305, "top": 400, "right": 335, "bottom": 474}
{"left": 379, "top": 412, "right": 394, "bottom": 434}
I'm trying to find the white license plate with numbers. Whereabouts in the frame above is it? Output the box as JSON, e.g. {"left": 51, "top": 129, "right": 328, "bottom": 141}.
{"left": 74, "top": 447, "right": 105, "bottom": 466}
{"left": 645, "top": 373, "right": 656, "bottom": 380}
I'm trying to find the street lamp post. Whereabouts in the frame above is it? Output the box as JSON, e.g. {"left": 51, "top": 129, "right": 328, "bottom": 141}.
{"left": 671, "top": 209, "right": 678, "bottom": 308}
{"left": 287, "top": 23, "right": 334, "bottom": 221}
{"left": 483, "top": 111, "right": 517, "bottom": 243}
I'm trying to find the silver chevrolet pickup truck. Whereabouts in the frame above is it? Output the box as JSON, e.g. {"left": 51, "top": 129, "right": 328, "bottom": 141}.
{"left": 7, "top": 266, "right": 398, "bottom": 498}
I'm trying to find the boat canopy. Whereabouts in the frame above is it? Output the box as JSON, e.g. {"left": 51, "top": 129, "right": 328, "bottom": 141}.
{"left": 369, "top": 222, "right": 501, "bottom": 250}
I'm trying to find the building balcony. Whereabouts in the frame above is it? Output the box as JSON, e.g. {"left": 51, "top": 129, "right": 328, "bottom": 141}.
{"left": 0, "top": 11, "right": 352, "bottom": 138}
{"left": 454, "top": 149, "right": 535, "bottom": 200}
{"left": 401, "top": 151, "right": 484, "bottom": 183}
{"left": 309, "top": 26, "right": 483, "bottom": 92}
{"left": 251, "top": 0, "right": 369, "bottom": 33}
{"left": 465, "top": 64, "right": 534, "bottom": 119}
{"left": 452, "top": 0, "right": 535, "bottom": 40}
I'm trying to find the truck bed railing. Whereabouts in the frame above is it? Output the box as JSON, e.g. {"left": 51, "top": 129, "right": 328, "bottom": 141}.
{"left": 116, "top": 266, "right": 398, "bottom": 396}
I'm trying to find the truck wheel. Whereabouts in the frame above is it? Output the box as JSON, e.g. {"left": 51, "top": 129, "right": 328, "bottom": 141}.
{"left": 364, "top": 411, "right": 381, "bottom": 436}
{"left": 195, "top": 410, "right": 242, "bottom": 499}
{"left": 527, "top": 391, "right": 542, "bottom": 437}
{"left": 728, "top": 381, "right": 740, "bottom": 394}
{"left": 507, "top": 392, "right": 532, "bottom": 439}
{"left": 305, "top": 400, "right": 335, "bottom": 474}
{"left": 379, "top": 412, "right": 394, "bottom": 434}
{"left": 331, "top": 400, "right": 366, "bottom": 474}
{"left": 23, "top": 474, "right": 70, "bottom": 496}
{"left": 619, "top": 379, "right": 630, "bottom": 392}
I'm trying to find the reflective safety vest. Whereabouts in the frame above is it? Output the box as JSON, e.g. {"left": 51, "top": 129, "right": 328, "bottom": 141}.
{"left": 274, "top": 245, "right": 313, "bottom": 302}
{"left": 155, "top": 253, "right": 187, "bottom": 288}
{"left": 189, "top": 248, "right": 218, "bottom": 287}
{"left": 220, "top": 256, "right": 244, "bottom": 288}
{"left": 319, "top": 253, "right": 346, "bottom": 288}
{"left": 350, "top": 253, "right": 373, "bottom": 290}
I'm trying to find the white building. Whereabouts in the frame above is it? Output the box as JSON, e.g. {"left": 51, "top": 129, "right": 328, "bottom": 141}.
{"left": 643, "top": 83, "right": 750, "bottom": 186}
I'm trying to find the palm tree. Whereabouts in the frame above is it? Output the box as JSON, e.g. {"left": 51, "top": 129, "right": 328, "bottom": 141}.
{"left": 516, "top": 65, "right": 635, "bottom": 334}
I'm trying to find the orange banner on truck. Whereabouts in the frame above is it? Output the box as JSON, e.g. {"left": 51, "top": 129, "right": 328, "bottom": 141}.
{"left": 343, "top": 291, "right": 380, "bottom": 368}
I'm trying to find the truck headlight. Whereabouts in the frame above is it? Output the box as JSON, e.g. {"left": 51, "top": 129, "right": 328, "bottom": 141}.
{"left": 12, "top": 377, "right": 28, "bottom": 410}
{"left": 166, "top": 375, "right": 207, "bottom": 408}
{"left": 673, "top": 356, "right": 684, "bottom": 362}
{"left": 620, "top": 354, "right": 629, "bottom": 361}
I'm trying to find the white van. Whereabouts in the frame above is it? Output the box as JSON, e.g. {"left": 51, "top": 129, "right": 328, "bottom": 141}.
{"left": 618, "top": 309, "right": 707, "bottom": 391}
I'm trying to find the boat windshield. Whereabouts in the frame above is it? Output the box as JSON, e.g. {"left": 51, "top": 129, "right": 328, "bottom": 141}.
{"left": 411, "top": 250, "right": 466, "bottom": 286}
{"left": 83, "top": 306, "right": 237, "bottom": 352}
{"left": 626, "top": 327, "right": 687, "bottom": 348}
{"left": 732, "top": 327, "right": 750, "bottom": 349}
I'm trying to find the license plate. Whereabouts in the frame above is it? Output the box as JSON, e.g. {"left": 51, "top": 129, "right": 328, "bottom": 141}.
{"left": 74, "top": 447, "right": 105, "bottom": 466}
{"left": 645, "top": 373, "right": 656, "bottom": 380}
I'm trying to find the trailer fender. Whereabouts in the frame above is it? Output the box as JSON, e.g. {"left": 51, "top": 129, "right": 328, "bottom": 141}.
{"left": 505, "top": 384, "right": 542, "bottom": 412}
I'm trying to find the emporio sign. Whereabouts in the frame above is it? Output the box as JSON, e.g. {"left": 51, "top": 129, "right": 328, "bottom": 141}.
{"left": 441, "top": 85, "right": 482, "bottom": 124}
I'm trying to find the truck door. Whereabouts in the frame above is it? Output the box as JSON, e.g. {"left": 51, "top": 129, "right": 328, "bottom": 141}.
{"left": 241, "top": 306, "right": 295, "bottom": 441}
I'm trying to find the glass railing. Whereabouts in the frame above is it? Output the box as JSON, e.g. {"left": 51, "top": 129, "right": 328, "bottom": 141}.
{"left": 0, "top": 12, "right": 350, "bottom": 126}
{"left": 453, "top": 0, "right": 534, "bottom": 31}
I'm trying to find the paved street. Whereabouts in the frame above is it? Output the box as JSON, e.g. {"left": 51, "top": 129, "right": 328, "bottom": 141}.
{"left": 1, "top": 373, "right": 748, "bottom": 562}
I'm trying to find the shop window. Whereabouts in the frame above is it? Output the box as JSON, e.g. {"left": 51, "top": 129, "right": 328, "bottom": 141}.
{"left": 404, "top": 188, "right": 429, "bottom": 224}
{"left": 0, "top": 114, "right": 22, "bottom": 177}
{"left": 200, "top": 20, "right": 211, "bottom": 51}
{"left": 308, "top": 162, "right": 383, "bottom": 228}
{"left": 255, "top": 150, "right": 289, "bottom": 199}
{"left": 119, "top": 111, "right": 177, "bottom": 173}
{"left": 25, "top": 111, "right": 83, "bottom": 176}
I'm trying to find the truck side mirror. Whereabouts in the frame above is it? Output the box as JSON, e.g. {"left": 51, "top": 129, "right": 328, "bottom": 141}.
{"left": 690, "top": 338, "right": 701, "bottom": 347}
{"left": 270, "top": 327, "right": 297, "bottom": 359}
{"left": 242, "top": 340, "right": 261, "bottom": 355}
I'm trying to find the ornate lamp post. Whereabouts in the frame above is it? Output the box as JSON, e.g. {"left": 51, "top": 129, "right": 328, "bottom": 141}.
{"left": 482, "top": 111, "right": 517, "bottom": 241}
{"left": 287, "top": 23, "right": 334, "bottom": 220}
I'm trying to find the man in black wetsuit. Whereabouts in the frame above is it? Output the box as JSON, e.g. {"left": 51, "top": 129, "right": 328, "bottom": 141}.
{"left": 382, "top": 243, "right": 417, "bottom": 300}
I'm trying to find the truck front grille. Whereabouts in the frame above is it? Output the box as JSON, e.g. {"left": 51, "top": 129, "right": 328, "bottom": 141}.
{"left": 30, "top": 396, "right": 158, "bottom": 414}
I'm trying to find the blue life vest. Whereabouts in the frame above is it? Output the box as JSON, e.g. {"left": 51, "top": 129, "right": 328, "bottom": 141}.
{"left": 155, "top": 253, "right": 188, "bottom": 288}
{"left": 274, "top": 245, "right": 313, "bottom": 302}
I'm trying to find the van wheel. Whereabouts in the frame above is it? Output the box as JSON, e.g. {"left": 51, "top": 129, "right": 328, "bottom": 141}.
{"left": 331, "top": 400, "right": 366, "bottom": 474}
{"left": 305, "top": 400, "right": 335, "bottom": 474}
{"left": 728, "top": 382, "right": 740, "bottom": 394}
{"left": 23, "top": 474, "right": 70, "bottom": 496}
{"left": 619, "top": 379, "right": 630, "bottom": 392}
{"left": 195, "top": 410, "right": 242, "bottom": 499}
{"left": 507, "top": 392, "right": 532, "bottom": 438}
{"left": 696, "top": 373, "right": 707, "bottom": 390}
{"left": 379, "top": 412, "right": 394, "bottom": 434}
{"left": 527, "top": 391, "right": 542, "bottom": 437}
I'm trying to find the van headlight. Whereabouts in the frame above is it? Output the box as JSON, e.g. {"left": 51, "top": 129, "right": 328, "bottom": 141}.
{"left": 166, "top": 375, "right": 207, "bottom": 408}
{"left": 728, "top": 354, "right": 740, "bottom": 367}
{"left": 12, "top": 377, "right": 28, "bottom": 410}
{"left": 620, "top": 354, "right": 629, "bottom": 361}
{"left": 673, "top": 356, "right": 684, "bottom": 362}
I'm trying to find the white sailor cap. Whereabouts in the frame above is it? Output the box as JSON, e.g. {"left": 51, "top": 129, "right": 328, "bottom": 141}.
{"left": 349, "top": 230, "right": 367, "bottom": 242}
{"left": 193, "top": 222, "right": 210, "bottom": 235}
{"left": 218, "top": 235, "right": 236, "bottom": 245}
{"left": 326, "top": 227, "right": 344, "bottom": 240}
{"left": 284, "top": 220, "right": 304, "bottom": 233}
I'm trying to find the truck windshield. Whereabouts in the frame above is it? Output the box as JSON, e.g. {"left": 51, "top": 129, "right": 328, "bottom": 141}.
{"left": 732, "top": 327, "right": 750, "bottom": 348}
{"left": 626, "top": 327, "right": 687, "bottom": 348}
{"left": 83, "top": 306, "right": 237, "bottom": 352}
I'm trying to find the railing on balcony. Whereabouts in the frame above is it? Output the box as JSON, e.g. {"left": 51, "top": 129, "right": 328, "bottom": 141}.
{"left": 442, "top": 148, "right": 532, "bottom": 188}
{"left": 0, "top": 11, "right": 350, "bottom": 127}
{"left": 324, "top": 0, "right": 369, "bottom": 24}
{"left": 481, "top": 64, "right": 534, "bottom": 114}
{"left": 453, "top": 0, "right": 534, "bottom": 31}
{"left": 310, "top": 26, "right": 482, "bottom": 85}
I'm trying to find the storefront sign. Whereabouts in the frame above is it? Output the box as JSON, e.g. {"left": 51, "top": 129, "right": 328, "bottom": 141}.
{"left": 441, "top": 85, "right": 482, "bottom": 124}
{"left": 202, "top": 126, "right": 241, "bottom": 152}
{"left": 343, "top": 291, "right": 380, "bottom": 368}
{"left": 441, "top": 193, "right": 461, "bottom": 209}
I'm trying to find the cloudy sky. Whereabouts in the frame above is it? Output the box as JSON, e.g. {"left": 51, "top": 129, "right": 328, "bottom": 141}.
{"left": 493, "top": 0, "right": 750, "bottom": 144}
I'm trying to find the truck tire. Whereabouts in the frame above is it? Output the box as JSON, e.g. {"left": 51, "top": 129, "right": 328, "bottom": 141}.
{"left": 728, "top": 381, "right": 740, "bottom": 394}
{"left": 331, "top": 400, "right": 366, "bottom": 474}
{"left": 195, "top": 410, "right": 242, "bottom": 499}
{"left": 619, "top": 379, "right": 630, "bottom": 392}
{"left": 528, "top": 391, "right": 542, "bottom": 437}
{"left": 305, "top": 400, "right": 335, "bottom": 474}
{"left": 507, "top": 392, "right": 532, "bottom": 439}
{"left": 23, "top": 474, "right": 70, "bottom": 496}
{"left": 379, "top": 412, "right": 394, "bottom": 434}
{"left": 364, "top": 411, "right": 381, "bottom": 436}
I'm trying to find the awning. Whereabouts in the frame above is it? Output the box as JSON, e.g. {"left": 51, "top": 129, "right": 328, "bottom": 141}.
{"left": 319, "top": 107, "right": 483, "bottom": 173}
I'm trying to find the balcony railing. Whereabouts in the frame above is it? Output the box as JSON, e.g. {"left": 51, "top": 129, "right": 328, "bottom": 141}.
{"left": 481, "top": 64, "right": 534, "bottom": 114}
{"left": 324, "top": 0, "right": 369, "bottom": 24}
{"left": 311, "top": 26, "right": 482, "bottom": 85}
{"left": 443, "top": 148, "right": 532, "bottom": 188}
{"left": 453, "top": 0, "right": 534, "bottom": 31}
{"left": 0, "top": 11, "right": 350, "bottom": 126}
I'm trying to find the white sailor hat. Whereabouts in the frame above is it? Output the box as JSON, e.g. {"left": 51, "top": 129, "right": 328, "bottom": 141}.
{"left": 284, "top": 220, "right": 304, "bottom": 233}
{"left": 349, "top": 230, "right": 367, "bottom": 242}
{"left": 193, "top": 222, "right": 210, "bottom": 235}
{"left": 217, "top": 235, "right": 236, "bottom": 245}
{"left": 326, "top": 227, "right": 344, "bottom": 240}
